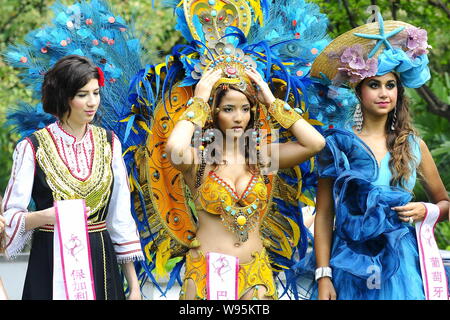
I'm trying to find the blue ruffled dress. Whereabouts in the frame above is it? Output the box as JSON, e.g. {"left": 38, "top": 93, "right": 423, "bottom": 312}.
{"left": 316, "top": 128, "right": 425, "bottom": 300}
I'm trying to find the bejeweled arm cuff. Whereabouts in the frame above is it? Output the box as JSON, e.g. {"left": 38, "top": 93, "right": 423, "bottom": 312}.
{"left": 179, "top": 97, "right": 211, "bottom": 127}
{"left": 267, "top": 98, "right": 302, "bottom": 129}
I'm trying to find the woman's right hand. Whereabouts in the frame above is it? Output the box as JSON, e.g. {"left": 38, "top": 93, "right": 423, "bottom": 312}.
{"left": 317, "top": 277, "right": 337, "bottom": 300}
{"left": 193, "top": 68, "right": 223, "bottom": 102}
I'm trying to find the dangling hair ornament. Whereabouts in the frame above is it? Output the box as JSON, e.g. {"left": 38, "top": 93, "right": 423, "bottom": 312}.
{"left": 96, "top": 67, "right": 105, "bottom": 87}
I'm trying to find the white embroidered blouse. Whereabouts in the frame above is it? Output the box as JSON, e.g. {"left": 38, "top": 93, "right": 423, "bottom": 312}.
{"left": 1, "top": 122, "right": 144, "bottom": 263}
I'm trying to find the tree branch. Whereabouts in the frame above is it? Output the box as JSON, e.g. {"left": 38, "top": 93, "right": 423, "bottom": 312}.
{"left": 428, "top": 0, "right": 450, "bottom": 19}
{"left": 390, "top": 0, "right": 400, "bottom": 20}
{"left": 38, "top": 0, "right": 46, "bottom": 14}
{"left": 342, "top": 0, "right": 358, "bottom": 28}
{"left": 416, "top": 85, "right": 450, "bottom": 121}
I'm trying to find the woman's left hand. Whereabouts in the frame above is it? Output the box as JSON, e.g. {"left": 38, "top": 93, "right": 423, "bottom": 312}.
{"left": 245, "top": 67, "right": 276, "bottom": 106}
{"left": 392, "top": 202, "right": 427, "bottom": 223}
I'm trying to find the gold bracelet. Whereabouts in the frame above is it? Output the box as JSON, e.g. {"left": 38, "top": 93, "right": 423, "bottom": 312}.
{"left": 179, "top": 97, "right": 211, "bottom": 127}
{"left": 267, "top": 98, "right": 302, "bottom": 129}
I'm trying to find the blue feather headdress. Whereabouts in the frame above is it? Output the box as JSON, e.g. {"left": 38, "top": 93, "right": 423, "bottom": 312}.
{"left": 4, "top": 0, "right": 148, "bottom": 152}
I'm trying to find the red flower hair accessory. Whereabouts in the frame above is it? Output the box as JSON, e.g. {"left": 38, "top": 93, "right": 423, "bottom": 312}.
{"left": 96, "top": 67, "right": 105, "bottom": 87}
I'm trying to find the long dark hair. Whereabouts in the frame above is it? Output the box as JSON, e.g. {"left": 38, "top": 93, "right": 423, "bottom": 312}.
{"left": 194, "top": 83, "right": 262, "bottom": 188}
{"left": 356, "top": 73, "right": 418, "bottom": 190}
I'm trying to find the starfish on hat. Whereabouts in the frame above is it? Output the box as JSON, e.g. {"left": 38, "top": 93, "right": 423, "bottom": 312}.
{"left": 353, "top": 13, "right": 405, "bottom": 58}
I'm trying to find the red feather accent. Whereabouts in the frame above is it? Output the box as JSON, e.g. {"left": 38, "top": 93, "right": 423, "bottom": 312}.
{"left": 96, "top": 67, "right": 105, "bottom": 87}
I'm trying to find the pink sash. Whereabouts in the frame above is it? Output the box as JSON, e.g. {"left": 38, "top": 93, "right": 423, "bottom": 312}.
{"left": 415, "top": 202, "right": 449, "bottom": 300}
{"left": 206, "top": 252, "right": 239, "bottom": 300}
{"left": 53, "top": 199, "right": 96, "bottom": 300}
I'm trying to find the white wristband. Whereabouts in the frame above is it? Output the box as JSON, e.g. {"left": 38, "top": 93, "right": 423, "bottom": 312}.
{"left": 315, "top": 266, "right": 332, "bottom": 281}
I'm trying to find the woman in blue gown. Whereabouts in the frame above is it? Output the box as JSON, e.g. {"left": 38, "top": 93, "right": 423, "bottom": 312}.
{"left": 309, "top": 16, "right": 449, "bottom": 300}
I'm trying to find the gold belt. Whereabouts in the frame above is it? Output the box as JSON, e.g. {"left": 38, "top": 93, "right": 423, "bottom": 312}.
{"left": 38, "top": 221, "right": 107, "bottom": 233}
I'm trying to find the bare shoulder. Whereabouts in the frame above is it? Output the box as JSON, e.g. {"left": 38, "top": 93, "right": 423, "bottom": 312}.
{"left": 418, "top": 137, "right": 428, "bottom": 151}
{"left": 417, "top": 138, "right": 434, "bottom": 165}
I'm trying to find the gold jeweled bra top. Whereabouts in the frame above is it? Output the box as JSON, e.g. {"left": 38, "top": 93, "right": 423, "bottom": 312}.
{"left": 196, "top": 171, "right": 269, "bottom": 242}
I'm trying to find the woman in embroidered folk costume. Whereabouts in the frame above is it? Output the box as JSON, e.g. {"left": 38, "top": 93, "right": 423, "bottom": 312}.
{"left": 1, "top": 55, "right": 144, "bottom": 299}
{"left": 307, "top": 14, "right": 449, "bottom": 299}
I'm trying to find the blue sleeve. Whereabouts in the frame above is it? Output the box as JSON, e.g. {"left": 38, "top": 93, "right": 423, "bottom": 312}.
{"left": 317, "top": 135, "right": 340, "bottom": 179}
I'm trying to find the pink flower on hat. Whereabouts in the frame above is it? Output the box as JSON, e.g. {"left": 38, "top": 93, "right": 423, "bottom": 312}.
{"left": 340, "top": 45, "right": 365, "bottom": 69}
{"left": 337, "top": 44, "right": 378, "bottom": 83}
{"left": 406, "top": 27, "right": 429, "bottom": 59}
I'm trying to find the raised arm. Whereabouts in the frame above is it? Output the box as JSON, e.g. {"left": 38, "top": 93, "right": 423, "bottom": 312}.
{"left": 165, "top": 68, "right": 222, "bottom": 173}
{"left": 245, "top": 68, "right": 325, "bottom": 170}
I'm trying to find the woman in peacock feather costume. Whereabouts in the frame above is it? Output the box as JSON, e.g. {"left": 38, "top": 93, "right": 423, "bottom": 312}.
{"left": 4, "top": 0, "right": 331, "bottom": 299}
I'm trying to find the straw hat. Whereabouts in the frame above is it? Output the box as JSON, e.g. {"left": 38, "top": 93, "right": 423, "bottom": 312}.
{"left": 311, "top": 17, "right": 416, "bottom": 86}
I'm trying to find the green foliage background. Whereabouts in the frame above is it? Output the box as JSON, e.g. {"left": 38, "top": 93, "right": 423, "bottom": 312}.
{"left": 0, "top": 0, "right": 449, "bottom": 247}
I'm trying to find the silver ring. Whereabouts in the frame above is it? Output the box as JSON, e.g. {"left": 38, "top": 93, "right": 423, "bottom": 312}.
{"left": 408, "top": 217, "right": 414, "bottom": 224}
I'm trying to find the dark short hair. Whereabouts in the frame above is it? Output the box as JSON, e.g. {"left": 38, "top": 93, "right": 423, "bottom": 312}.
{"left": 42, "top": 55, "right": 101, "bottom": 121}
